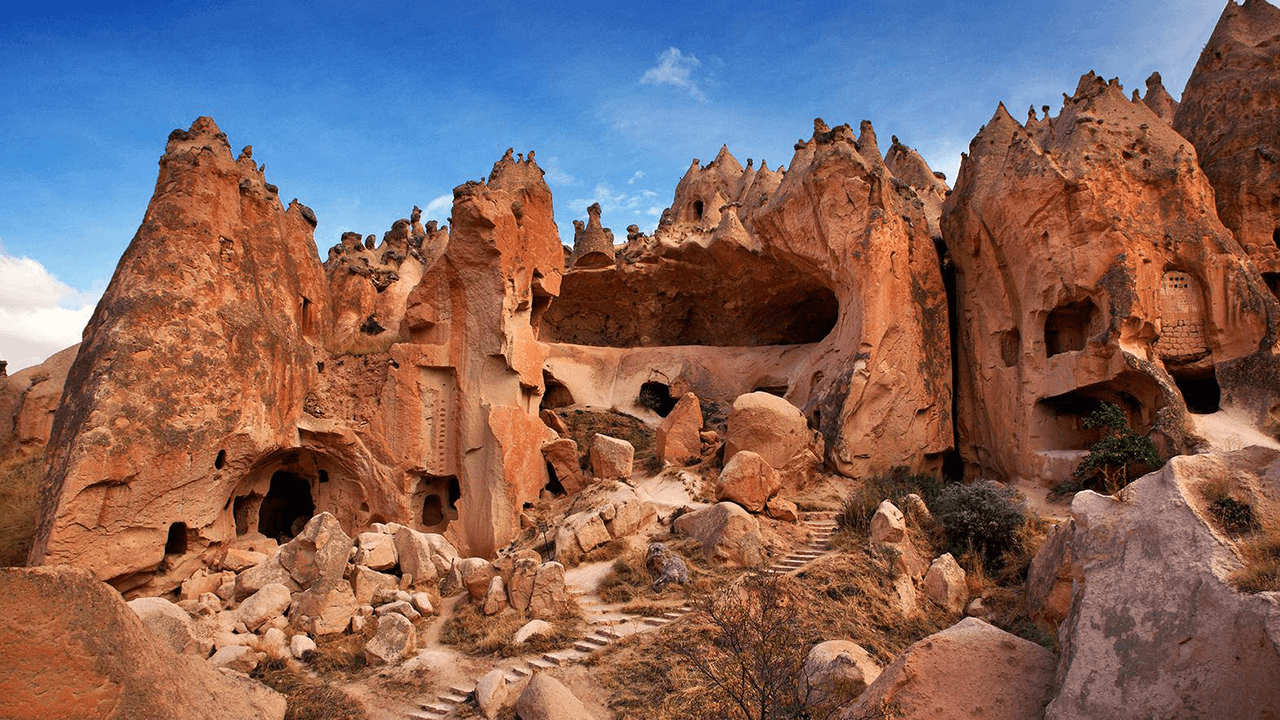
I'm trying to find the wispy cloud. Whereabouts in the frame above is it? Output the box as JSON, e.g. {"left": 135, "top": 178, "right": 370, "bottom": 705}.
{"left": 568, "top": 182, "right": 666, "bottom": 220}
{"left": 627, "top": 170, "right": 645, "bottom": 185}
{"left": 540, "top": 156, "right": 580, "bottom": 187}
{"left": 640, "top": 47, "right": 708, "bottom": 102}
{"left": 0, "top": 241, "right": 98, "bottom": 371}
{"left": 424, "top": 193, "right": 452, "bottom": 220}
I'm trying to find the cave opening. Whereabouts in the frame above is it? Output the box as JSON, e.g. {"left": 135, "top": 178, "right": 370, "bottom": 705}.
{"left": 638, "top": 381, "right": 678, "bottom": 417}
{"left": 693, "top": 200, "right": 704, "bottom": 221}
{"left": 1171, "top": 366, "right": 1221, "bottom": 415}
{"left": 540, "top": 371, "right": 575, "bottom": 412}
{"left": 1045, "top": 299, "right": 1099, "bottom": 356}
{"left": 258, "top": 471, "right": 315, "bottom": 541}
{"left": 418, "top": 475, "right": 460, "bottom": 532}
{"left": 544, "top": 462, "right": 566, "bottom": 497}
{"left": 214, "top": 449, "right": 226, "bottom": 470}
{"left": 1264, "top": 272, "right": 1280, "bottom": 303}
{"left": 1033, "top": 375, "right": 1161, "bottom": 452}
{"left": 233, "top": 494, "right": 260, "bottom": 535}
{"left": 164, "top": 522, "right": 188, "bottom": 556}
{"left": 1273, "top": 227, "right": 1280, "bottom": 249}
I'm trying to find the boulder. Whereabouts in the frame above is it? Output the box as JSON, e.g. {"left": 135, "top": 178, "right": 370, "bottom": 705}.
{"left": 802, "top": 640, "right": 882, "bottom": 709}
{"left": 869, "top": 500, "right": 906, "bottom": 543}
{"left": 514, "top": 673, "right": 594, "bottom": 720}
{"left": 352, "top": 565, "right": 399, "bottom": 605}
{"left": 590, "top": 434, "right": 635, "bottom": 480}
{"left": 765, "top": 497, "right": 799, "bottom": 523}
{"left": 656, "top": 392, "right": 703, "bottom": 465}
{"left": 219, "top": 548, "right": 267, "bottom": 572}
{"left": 508, "top": 556, "right": 540, "bottom": 612}
{"left": 673, "top": 501, "right": 763, "bottom": 566}
{"left": 527, "top": 562, "right": 571, "bottom": 618}
{"left": 542, "top": 438, "right": 590, "bottom": 494}
{"left": 257, "top": 627, "right": 290, "bottom": 660}
{"left": 290, "top": 634, "right": 316, "bottom": 659}
{"left": 475, "top": 668, "right": 510, "bottom": 719}
{"left": 539, "top": 409, "right": 569, "bottom": 435}
{"left": 724, "top": 392, "right": 809, "bottom": 469}
{"left": 291, "top": 582, "right": 358, "bottom": 636}
{"left": 236, "top": 583, "right": 292, "bottom": 631}
{"left": 278, "top": 513, "right": 351, "bottom": 589}
{"left": 1042, "top": 450, "right": 1280, "bottom": 720}
{"left": 392, "top": 526, "right": 442, "bottom": 586}
{"left": 233, "top": 554, "right": 300, "bottom": 601}
{"left": 410, "top": 592, "right": 434, "bottom": 615}
{"left": 365, "top": 613, "right": 417, "bottom": 666}
{"left": 458, "top": 558, "right": 496, "bottom": 601}
{"left": 376, "top": 600, "right": 421, "bottom": 621}
{"left": 513, "top": 618, "right": 554, "bottom": 644}
{"left": 127, "top": 596, "right": 208, "bottom": 656}
{"left": 555, "top": 510, "right": 610, "bottom": 561}
{"left": 209, "top": 645, "right": 259, "bottom": 674}
{"left": 715, "top": 450, "right": 781, "bottom": 512}
{"left": 923, "top": 553, "right": 968, "bottom": 614}
{"left": 354, "top": 531, "right": 398, "bottom": 570}
{"left": 483, "top": 576, "right": 508, "bottom": 615}
{"left": 843, "top": 617, "right": 1055, "bottom": 720}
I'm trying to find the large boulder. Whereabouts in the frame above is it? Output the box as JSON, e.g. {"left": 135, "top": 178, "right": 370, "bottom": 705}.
{"left": 127, "top": 596, "right": 208, "bottom": 656}
{"left": 922, "top": 553, "right": 968, "bottom": 614}
{"left": 514, "top": 673, "right": 594, "bottom": 720}
{"left": 278, "top": 512, "right": 351, "bottom": 589}
{"left": 869, "top": 500, "right": 906, "bottom": 543}
{"left": 715, "top": 450, "right": 780, "bottom": 512}
{"left": 542, "top": 438, "right": 591, "bottom": 494}
{"left": 0, "top": 566, "right": 285, "bottom": 720}
{"left": 1040, "top": 449, "right": 1280, "bottom": 720}
{"left": 673, "top": 501, "right": 763, "bottom": 566}
{"left": 291, "top": 581, "right": 358, "bottom": 636}
{"left": 236, "top": 582, "right": 292, "bottom": 631}
{"left": 842, "top": 617, "right": 1055, "bottom": 720}
{"left": 391, "top": 526, "right": 442, "bottom": 586}
{"left": 590, "top": 434, "right": 634, "bottom": 480}
{"left": 656, "top": 392, "right": 703, "bottom": 466}
{"left": 354, "top": 531, "right": 397, "bottom": 570}
{"left": 724, "top": 392, "right": 810, "bottom": 470}
{"left": 475, "top": 668, "right": 510, "bottom": 719}
{"left": 527, "top": 561, "right": 572, "bottom": 618}
{"left": 364, "top": 612, "right": 417, "bottom": 666}
{"left": 555, "top": 509, "right": 610, "bottom": 561}
{"left": 802, "top": 640, "right": 882, "bottom": 710}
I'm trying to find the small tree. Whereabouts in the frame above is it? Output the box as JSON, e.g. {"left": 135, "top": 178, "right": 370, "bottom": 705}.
{"left": 1072, "top": 401, "right": 1163, "bottom": 494}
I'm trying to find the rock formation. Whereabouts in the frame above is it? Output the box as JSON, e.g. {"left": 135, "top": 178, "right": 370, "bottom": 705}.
{"left": 28, "top": 120, "right": 565, "bottom": 594}
{"left": 0, "top": 565, "right": 285, "bottom": 720}
{"left": 943, "top": 72, "right": 1280, "bottom": 485}
{"left": 1175, "top": 0, "right": 1280, "bottom": 278}
{"left": 541, "top": 121, "right": 953, "bottom": 478}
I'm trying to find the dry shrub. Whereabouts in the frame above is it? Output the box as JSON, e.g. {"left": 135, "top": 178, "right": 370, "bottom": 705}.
{"left": 836, "top": 467, "right": 942, "bottom": 536}
{"left": 581, "top": 538, "right": 629, "bottom": 564}
{"left": 0, "top": 452, "right": 43, "bottom": 566}
{"left": 306, "top": 633, "right": 368, "bottom": 675}
{"left": 252, "top": 659, "right": 367, "bottom": 720}
{"left": 557, "top": 409, "right": 656, "bottom": 471}
{"left": 1233, "top": 525, "right": 1280, "bottom": 593}
{"left": 597, "top": 542, "right": 729, "bottom": 604}
{"left": 439, "top": 601, "right": 583, "bottom": 657}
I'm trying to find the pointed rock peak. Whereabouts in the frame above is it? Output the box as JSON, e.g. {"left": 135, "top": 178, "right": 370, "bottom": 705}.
{"left": 586, "top": 202, "right": 604, "bottom": 229}
{"left": 745, "top": 158, "right": 754, "bottom": 170}
{"left": 759, "top": 159, "right": 769, "bottom": 171}
{"left": 188, "top": 116, "right": 222, "bottom": 137}
{"left": 991, "top": 102, "right": 1018, "bottom": 126}
{"left": 1028, "top": 105, "right": 1040, "bottom": 123}
{"left": 238, "top": 145, "right": 253, "bottom": 161}
{"left": 691, "top": 157, "right": 702, "bottom": 169}
{"left": 1212, "top": 0, "right": 1280, "bottom": 47}
{"left": 1146, "top": 71, "right": 1164, "bottom": 90}
{"left": 711, "top": 144, "right": 744, "bottom": 174}
{"left": 814, "top": 118, "right": 831, "bottom": 135}
{"left": 487, "top": 148, "right": 546, "bottom": 192}
{"left": 1071, "top": 71, "right": 1108, "bottom": 101}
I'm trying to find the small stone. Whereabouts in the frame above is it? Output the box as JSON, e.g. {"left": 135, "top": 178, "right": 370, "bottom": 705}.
{"left": 870, "top": 500, "right": 907, "bottom": 543}
{"left": 513, "top": 619, "right": 553, "bottom": 644}
{"left": 290, "top": 634, "right": 317, "bottom": 659}
{"left": 209, "top": 644, "right": 258, "bottom": 673}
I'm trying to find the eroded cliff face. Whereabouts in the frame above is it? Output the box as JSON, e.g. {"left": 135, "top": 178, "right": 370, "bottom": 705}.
{"left": 1175, "top": 0, "right": 1280, "bottom": 278}
{"left": 943, "top": 72, "right": 1280, "bottom": 485}
{"left": 541, "top": 121, "right": 953, "bottom": 478}
{"left": 28, "top": 121, "right": 565, "bottom": 593}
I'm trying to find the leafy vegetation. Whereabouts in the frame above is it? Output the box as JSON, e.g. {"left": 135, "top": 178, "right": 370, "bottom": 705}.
{"left": 1070, "top": 402, "right": 1163, "bottom": 494}
{"left": 836, "top": 466, "right": 942, "bottom": 535}
{"left": 931, "top": 480, "right": 1027, "bottom": 569}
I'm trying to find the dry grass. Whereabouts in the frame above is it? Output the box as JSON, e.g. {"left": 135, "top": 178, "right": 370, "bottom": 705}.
{"left": 556, "top": 408, "right": 657, "bottom": 471}
{"left": 1233, "top": 525, "right": 1280, "bottom": 593}
{"left": 0, "top": 452, "right": 43, "bottom": 566}
{"left": 252, "top": 659, "right": 367, "bottom": 720}
{"left": 439, "top": 601, "right": 584, "bottom": 657}
{"left": 305, "top": 633, "right": 368, "bottom": 675}
{"left": 597, "top": 540, "right": 731, "bottom": 605}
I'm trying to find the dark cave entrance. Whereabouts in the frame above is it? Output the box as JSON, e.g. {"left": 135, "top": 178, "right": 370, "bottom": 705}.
{"left": 1044, "top": 299, "right": 1099, "bottom": 356}
{"left": 638, "top": 381, "right": 678, "bottom": 417}
{"left": 540, "top": 371, "right": 576, "bottom": 412}
{"left": 419, "top": 475, "right": 461, "bottom": 532}
{"left": 1171, "top": 366, "right": 1221, "bottom": 415}
{"left": 544, "top": 462, "right": 566, "bottom": 497}
{"left": 164, "top": 522, "right": 188, "bottom": 556}
{"left": 258, "top": 471, "right": 315, "bottom": 541}
{"left": 233, "top": 494, "right": 260, "bottom": 536}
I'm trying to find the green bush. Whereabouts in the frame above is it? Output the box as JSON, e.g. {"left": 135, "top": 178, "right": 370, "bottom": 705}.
{"left": 836, "top": 466, "right": 942, "bottom": 535}
{"left": 931, "top": 480, "right": 1026, "bottom": 566}
{"left": 1072, "top": 402, "right": 1163, "bottom": 493}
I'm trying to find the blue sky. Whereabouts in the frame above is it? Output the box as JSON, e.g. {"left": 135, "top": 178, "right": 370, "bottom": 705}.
{"left": 0, "top": 0, "right": 1225, "bottom": 369}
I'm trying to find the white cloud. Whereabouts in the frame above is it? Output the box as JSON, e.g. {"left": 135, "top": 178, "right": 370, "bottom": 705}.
{"left": 540, "top": 156, "right": 580, "bottom": 187}
{"left": 423, "top": 193, "right": 452, "bottom": 220}
{"left": 0, "top": 245, "right": 98, "bottom": 372}
{"left": 569, "top": 181, "right": 663, "bottom": 219}
{"left": 627, "top": 170, "right": 645, "bottom": 185}
{"left": 640, "top": 47, "right": 708, "bottom": 102}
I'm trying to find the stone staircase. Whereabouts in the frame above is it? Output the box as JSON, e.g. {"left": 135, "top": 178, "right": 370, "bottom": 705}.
{"left": 406, "top": 511, "right": 839, "bottom": 718}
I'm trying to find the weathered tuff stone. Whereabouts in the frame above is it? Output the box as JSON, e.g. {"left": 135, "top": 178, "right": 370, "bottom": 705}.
{"left": 209, "top": 645, "right": 259, "bottom": 673}
{"left": 475, "top": 668, "right": 510, "bottom": 719}
{"left": 235, "top": 582, "right": 292, "bottom": 631}
{"left": 527, "top": 561, "right": 571, "bottom": 618}
{"left": 351, "top": 565, "right": 398, "bottom": 605}
{"left": 391, "top": 526, "right": 442, "bottom": 587}
{"left": 0, "top": 566, "right": 285, "bottom": 720}
{"left": 673, "top": 501, "right": 763, "bottom": 566}
{"left": 555, "top": 509, "right": 610, "bottom": 561}
{"left": 724, "top": 392, "right": 811, "bottom": 470}
{"left": 354, "top": 531, "right": 397, "bottom": 570}
{"left": 765, "top": 497, "right": 799, "bottom": 522}
{"left": 943, "top": 72, "right": 1280, "bottom": 484}
{"left": 922, "top": 553, "right": 968, "bottom": 614}
{"left": 515, "top": 673, "right": 594, "bottom": 720}
{"left": 127, "top": 596, "right": 208, "bottom": 656}
{"left": 841, "top": 617, "right": 1055, "bottom": 720}
{"left": 541, "top": 438, "right": 590, "bottom": 494}
{"left": 802, "top": 640, "right": 882, "bottom": 709}
{"left": 715, "top": 450, "right": 781, "bottom": 512}
{"left": 656, "top": 392, "right": 703, "bottom": 465}
{"left": 365, "top": 612, "right": 417, "bottom": 666}
{"left": 513, "top": 619, "right": 553, "bottom": 644}
{"left": 1039, "top": 449, "right": 1280, "bottom": 720}
{"left": 590, "top": 434, "right": 634, "bottom": 479}
{"left": 869, "top": 500, "right": 906, "bottom": 544}
{"left": 483, "top": 575, "right": 508, "bottom": 615}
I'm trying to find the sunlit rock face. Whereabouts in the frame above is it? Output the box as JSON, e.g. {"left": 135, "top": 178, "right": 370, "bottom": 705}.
{"left": 1175, "top": 0, "right": 1280, "bottom": 279}
{"left": 942, "top": 72, "right": 1280, "bottom": 485}
{"left": 30, "top": 121, "right": 564, "bottom": 594}
{"left": 541, "top": 120, "right": 954, "bottom": 479}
